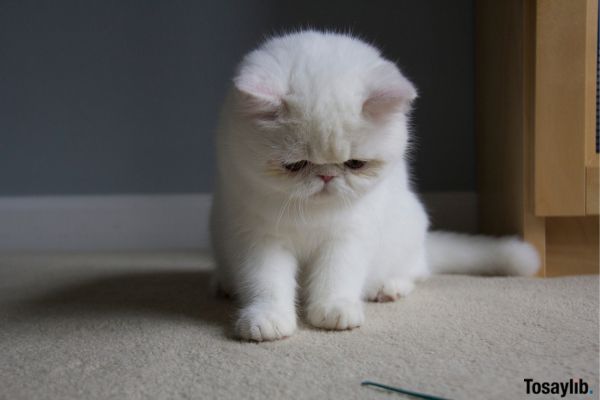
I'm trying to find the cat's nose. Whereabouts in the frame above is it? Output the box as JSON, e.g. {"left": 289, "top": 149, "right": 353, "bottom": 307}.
{"left": 318, "top": 175, "right": 335, "bottom": 183}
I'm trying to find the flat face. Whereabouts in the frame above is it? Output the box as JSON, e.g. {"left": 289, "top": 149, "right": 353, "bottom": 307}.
{"left": 253, "top": 111, "right": 405, "bottom": 202}
{"left": 229, "top": 32, "right": 412, "bottom": 203}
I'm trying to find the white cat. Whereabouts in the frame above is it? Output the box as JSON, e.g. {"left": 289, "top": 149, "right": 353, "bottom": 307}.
{"left": 210, "top": 31, "right": 539, "bottom": 341}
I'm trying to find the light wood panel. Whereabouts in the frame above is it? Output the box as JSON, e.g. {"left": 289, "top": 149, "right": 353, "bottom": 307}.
{"left": 534, "top": 0, "right": 591, "bottom": 216}
{"left": 583, "top": 0, "right": 599, "bottom": 218}
{"left": 585, "top": 0, "right": 600, "bottom": 169}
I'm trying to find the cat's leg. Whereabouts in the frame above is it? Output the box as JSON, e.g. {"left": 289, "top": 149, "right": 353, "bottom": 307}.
{"left": 364, "top": 248, "right": 427, "bottom": 302}
{"left": 365, "top": 277, "right": 416, "bottom": 302}
{"left": 234, "top": 243, "right": 298, "bottom": 341}
{"left": 362, "top": 189, "right": 430, "bottom": 303}
{"left": 305, "top": 241, "right": 368, "bottom": 330}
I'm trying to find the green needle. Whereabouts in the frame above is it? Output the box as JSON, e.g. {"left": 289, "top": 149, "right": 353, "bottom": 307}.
{"left": 361, "top": 380, "right": 451, "bottom": 400}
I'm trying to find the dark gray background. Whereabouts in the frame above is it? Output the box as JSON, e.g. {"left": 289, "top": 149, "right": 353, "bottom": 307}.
{"left": 0, "top": 0, "right": 474, "bottom": 196}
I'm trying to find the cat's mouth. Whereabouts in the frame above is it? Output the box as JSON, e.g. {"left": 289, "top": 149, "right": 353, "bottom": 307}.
{"left": 313, "top": 184, "right": 335, "bottom": 197}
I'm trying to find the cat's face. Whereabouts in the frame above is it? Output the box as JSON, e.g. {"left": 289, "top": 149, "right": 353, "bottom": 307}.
{"left": 228, "top": 36, "right": 417, "bottom": 205}
{"left": 248, "top": 103, "right": 407, "bottom": 204}
{"left": 231, "top": 84, "right": 414, "bottom": 205}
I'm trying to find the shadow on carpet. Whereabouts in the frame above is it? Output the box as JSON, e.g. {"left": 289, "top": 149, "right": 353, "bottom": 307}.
{"left": 23, "top": 270, "right": 236, "bottom": 335}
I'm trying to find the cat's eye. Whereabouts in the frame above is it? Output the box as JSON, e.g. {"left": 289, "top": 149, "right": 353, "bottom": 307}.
{"left": 344, "top": 159, "right": 366, "bottom": 169}
{"left": 283, "top": 160, "right": 309, "bottom": 172}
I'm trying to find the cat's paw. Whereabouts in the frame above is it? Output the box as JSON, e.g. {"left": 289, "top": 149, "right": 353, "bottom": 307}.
{"left": 367, "top": 278, "right": 415, "bottom": 302}
{"left": 235, "top": 305, "right": 296, "bottom": 342}
{"left": 306, "top": 300, "right": 364, "bottom": 330}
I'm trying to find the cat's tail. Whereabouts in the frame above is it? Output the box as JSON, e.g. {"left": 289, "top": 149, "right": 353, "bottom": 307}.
{"left": 425, "top": 231, "right": 540, "bottom": 276}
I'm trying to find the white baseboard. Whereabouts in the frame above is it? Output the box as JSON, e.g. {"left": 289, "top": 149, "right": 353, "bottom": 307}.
{"left": 0, "top": 192, "right": 477, "bottom": 252}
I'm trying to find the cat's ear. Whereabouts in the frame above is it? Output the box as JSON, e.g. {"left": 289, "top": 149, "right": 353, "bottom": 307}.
{"left": 362, "top": 61, "right": 417, "bottom": 120}
{"left": 233, "top": 70, "right": 285, "bottom": 122}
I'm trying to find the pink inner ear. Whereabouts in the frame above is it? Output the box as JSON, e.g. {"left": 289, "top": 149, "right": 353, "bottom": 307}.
{"left": 362, "top": 62, "right": 417, "bottom": 120}
{"left": 362, "top": 89, "right": 408, "bottom": 119}
{"left": 234, "top": 79, "right": 284, "bottom": 121}
{"left": 237, "top": 81, "right": 279, "bottom": 101}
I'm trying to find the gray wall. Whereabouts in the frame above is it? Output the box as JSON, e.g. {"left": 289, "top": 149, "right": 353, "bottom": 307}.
{"left": 0, "top": 0, "right": 474, "bottom": 196}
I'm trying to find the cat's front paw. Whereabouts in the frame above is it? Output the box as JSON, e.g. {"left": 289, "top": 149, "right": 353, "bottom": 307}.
{"left": 366, "top": 278, "right": 415, "bottom": 302}
{"left": 235, "top": 305, "right": 296, "bottom": 342}
{"left": 306, "top": 300, "right": 364, "bottom": 330}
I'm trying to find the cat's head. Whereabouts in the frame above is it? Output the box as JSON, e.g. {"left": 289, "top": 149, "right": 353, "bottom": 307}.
{"left": 227, "top": 32, "right": 417, "bottom": 205}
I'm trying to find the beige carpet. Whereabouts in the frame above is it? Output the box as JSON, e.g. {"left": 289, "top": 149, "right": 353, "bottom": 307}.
{"left": 0, "top": 252, "right": 598, "bottom": 400}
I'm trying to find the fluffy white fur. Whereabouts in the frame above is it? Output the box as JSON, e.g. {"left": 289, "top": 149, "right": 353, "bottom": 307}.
{"left": 210, "top": 31, "right": 539, "bottom": 341}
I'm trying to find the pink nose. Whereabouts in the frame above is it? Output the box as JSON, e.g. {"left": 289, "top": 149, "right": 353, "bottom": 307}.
{"left": 318, "top": 175, "right": 334, "bottom": 183}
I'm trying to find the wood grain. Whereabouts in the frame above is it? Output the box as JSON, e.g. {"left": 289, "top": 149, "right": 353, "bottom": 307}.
{"left": 534, "top": 0, "right": 590, "bottom": 216}
{"left": 585, "top": 0, "right": 600, "bottom": 168}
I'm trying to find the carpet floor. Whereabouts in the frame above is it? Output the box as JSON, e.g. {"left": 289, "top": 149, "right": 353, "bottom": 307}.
{"left": 0, "top": 252, "right": 598, "bottom": 400}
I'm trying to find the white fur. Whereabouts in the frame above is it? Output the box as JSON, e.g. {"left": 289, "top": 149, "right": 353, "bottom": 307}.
{"left": 210, "top": 31, "right": 539, "bottom": 341}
